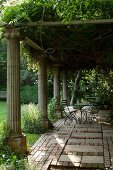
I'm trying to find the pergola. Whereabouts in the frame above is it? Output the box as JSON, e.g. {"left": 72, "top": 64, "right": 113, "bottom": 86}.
{"left": 1, "top": 19, "right": 113, "bottom": 152}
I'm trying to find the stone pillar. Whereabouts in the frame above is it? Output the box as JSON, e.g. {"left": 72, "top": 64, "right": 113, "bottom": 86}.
{"left": 53, "top": 66, "right": 60, "bottom": 109}
{"left": 38, "top": 58, "right": 49, "bottom": 129}
{"left": 4, "top": 29, "right": 27, "bottom": 153}
{"left": 63, "top": 70, "right": 68, "bottom": 102}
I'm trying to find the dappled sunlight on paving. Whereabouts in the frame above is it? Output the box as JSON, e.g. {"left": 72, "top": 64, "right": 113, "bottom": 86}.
{"left": 28, "top": 117, "right": 113, "bottom": 170}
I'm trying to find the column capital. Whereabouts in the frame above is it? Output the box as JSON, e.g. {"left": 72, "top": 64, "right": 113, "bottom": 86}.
{"left": 3, "top": 28, "right": 24, "bottom": 40}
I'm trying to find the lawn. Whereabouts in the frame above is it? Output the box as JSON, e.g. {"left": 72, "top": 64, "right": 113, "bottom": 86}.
{"left": 0, "top": 101, "right": 40, "bottom": 147}
{"left": 0, "top": 101, "right": 7, "bottom": 122}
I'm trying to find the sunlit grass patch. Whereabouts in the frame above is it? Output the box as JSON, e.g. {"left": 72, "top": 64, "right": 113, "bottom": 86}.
{"left": 0, "top": 102, "right": 7, "bottom": 122}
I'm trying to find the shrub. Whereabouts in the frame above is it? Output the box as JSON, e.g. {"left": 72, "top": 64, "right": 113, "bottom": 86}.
{"left": 20, "top": 85, "right": 38, "bottom": 104}
{"left": 0, "top": 151, "right": 28, "bottom": 170}
{"left": 0, "top": 122, "right": 30, "bottom": 170}
{"left": 21, "top": 103, "right": 45, "bottom": 134}
{"left": 0, "top": 121, "right": 8, "bottom": 146}
{"left": 48, "top": 98, "right": 58, "bottom": 120}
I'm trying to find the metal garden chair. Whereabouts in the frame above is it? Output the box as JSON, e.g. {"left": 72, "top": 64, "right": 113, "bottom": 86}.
{"left": 81, "top": 105, "right": 99, "bottom": 123}
{"left": 61, "top": 100, "right": 78, "bottom": 123}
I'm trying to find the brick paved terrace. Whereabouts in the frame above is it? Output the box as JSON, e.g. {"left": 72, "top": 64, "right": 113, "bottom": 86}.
{"left": 28, "top": 112, "right": 113, "bottom": 170}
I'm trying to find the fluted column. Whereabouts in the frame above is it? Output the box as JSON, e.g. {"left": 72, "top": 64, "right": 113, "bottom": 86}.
{"left": 4, "top": 29, "right": 26, "bottom": 153}
{"left": 38, "top": 58, "right": 49, "bottom": 128}
{"left": 54, "top": 66, "right": 60, "bottom": 107}
{"left": 63, "top": 70, "right": 68, "bottom": 102}
{"left": 4, "top": 29, "right": 21, "bottom": 135}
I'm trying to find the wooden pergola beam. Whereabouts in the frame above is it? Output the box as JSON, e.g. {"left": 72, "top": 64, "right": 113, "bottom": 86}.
{"left": 24, "top": 36, "right": 44, "bottom": 52}
{"left": 1, "top": 19, "right": 113, "bottom": 28}
{"left": 24, "top": 36, "right": 58, "bottom": 61}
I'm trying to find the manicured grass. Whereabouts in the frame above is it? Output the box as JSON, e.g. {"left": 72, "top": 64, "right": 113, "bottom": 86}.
{"left": 0, "top": 101, "right": 7, "bottom": 122}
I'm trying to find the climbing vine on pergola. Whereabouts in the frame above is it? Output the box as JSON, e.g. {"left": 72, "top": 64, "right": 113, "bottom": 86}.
{"left": 1, "top": 0, "right": 113, "bottom": 70}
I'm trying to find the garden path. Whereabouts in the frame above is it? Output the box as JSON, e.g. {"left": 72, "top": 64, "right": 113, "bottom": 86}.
{"left": 28, "top": 115, "right": 113, "bottom": 170}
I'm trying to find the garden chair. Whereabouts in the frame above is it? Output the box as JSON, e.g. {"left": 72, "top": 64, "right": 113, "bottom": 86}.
{"left": 61, "top": 100, "right": 78, "bottom": 123}
{"left": 81, "top": 105, "right": 99, "bottom": 123}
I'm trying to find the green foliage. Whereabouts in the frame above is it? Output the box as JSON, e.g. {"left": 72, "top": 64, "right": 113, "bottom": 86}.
{"left": 25, "top": 133, "right": 40, "bottom": 148}
{"left": 96, "top": 88, "right": 113, "bottom": 108}
{"left": 20, "top": 66, "right": 38, "bottom": 86}
{"left": 1, "top": 0, "right": 57, "bottom": 23}
{"left": 0, "top": 121, "right": 7, "bottom": 146}
{"left": 2, "top": 0, "right": 113, "bottom": 71}
{"left": 92, "top": 70, "right": 113, "bottom": 108}
{"left": 0, "top": 101, "right": 7, "bottom": 122}
{"left": 67, "top": 68, "right": 113, "bottom": 108}
{"left": 21, "top": 103, "right": 45, "bottom": 134}
{"left": 20, "top": 85, "right": 38, "bottom": 104}
{"left": 48, "top": 98, "right": 58, "bottom": 119}
{"left": 0, "top": 111, "right": 39, "bottom": 169}
{"left": 0, "top": 39, "right": 7, "bottom": 90}
{"left": 0, "top": 122, "right": 28, "bottom": 170}
{"left": 0, "top": 152, "right": 28, "bottom": 170}
{"left": 2, "top": 0, "right": 113, "bottom": 23}
{"left": 20, "top": 58, "right": 38, "bottom": 104}
{"left": 54, "top": 0, "right": 113, "bottom": 21}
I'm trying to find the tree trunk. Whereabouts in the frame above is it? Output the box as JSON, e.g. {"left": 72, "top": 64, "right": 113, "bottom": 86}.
{"left": 70, "top": 71, "right": 81, "bottom": 105}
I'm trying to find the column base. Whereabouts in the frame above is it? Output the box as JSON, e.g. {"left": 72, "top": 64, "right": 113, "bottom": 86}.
{"left": 42, "top": 119, "right": 53, "bottom": 130}
{"left": 44, "top": 119, "right": 53, "bottom": 129}
{"left": 7, "top": 135, "right": 27, "bottom": 154}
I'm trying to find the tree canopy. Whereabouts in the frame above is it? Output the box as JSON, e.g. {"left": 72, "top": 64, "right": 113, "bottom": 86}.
{"left": 1, "top": 0, "right": 113, "bottom": 70}
{"left": 1, "top": 0, "right": 113, "bottom": 22}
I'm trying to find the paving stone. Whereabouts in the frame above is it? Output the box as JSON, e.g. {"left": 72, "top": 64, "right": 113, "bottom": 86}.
{"left": 41, "top": 160, "right": 51, "bottom": 170}
{"left": 59, "top": 155, "right": 81, "bottom": 163}
{"left": 48, "top": 138, "right": 67, "bottom": 145}
{"left": 73, "top": 162, "right": 80, "bottom": 167}
{"left": 76, "top": 124, "right": 101, "bottom": 128}
{"left": 30, "top": 147, "right": 40, "bottom": 154}
{"left": 82, "top": 156, "right": 104, "bottom": 164}
{"left": 40, "top": 151, "right": 50, "bottom": 156}
{"left": 51, "top": 160, "right": 57, "bottom": 165}
{"left": 71, "top": 132, "right": 102, "bottom": 138}
{"left": 68, "top": 161, "right": 75, "bottom": 167}
{"left": 105, "top": 164, "right": 111, "bottom": 168}
{"left": 57, "top": 132, "right": 72, "bottom": 136}
{"left": 59, "top": 127, "right": 74, "bottom": 132}
{"left": 72, "top": 127, "right": 101, "bottom": 133}
{"left": 67, "top": 139, "right": 86, "bottom": 144}
{"left": 36, "top": 164, "right": 43, "bottom": 170}
{"left": 103, "top": 130, "right": 113, "bottom": 133}
{"left": 86, "top": 139, "right": 102, "bottom": 145}
{"left": 98, "top": 152, "right": 103, "bottom": 156}
{"left": 87, "top": 128, "right": 101, "bottom": 132}
{"left": 27, "top": 155, "right": 33, "bottom": 161}
{"left": 30, "top": 151, "right": 42, "bottom": 161}
{"left": 63, "top": 125, "right": 74, "bottom": 128}
{"left": 64, "top": 145, "right": 103, "bottom": 153}
{"left": 62, "top": 161, "right": 69, "bottom": 166}
{"left": 27, "top": 119, "right": 113, "bottom": 170}
{"left": 103, "top": 133, "right": 113, "bottom": 137}
{"left": 73, "top": 128, "right": 88, "bottom": 132}
{"left": 40, "top": 155, "right": 48, "bottom": 163}
{"left": 35, "top": 155, "right": 44, "bottom": 162}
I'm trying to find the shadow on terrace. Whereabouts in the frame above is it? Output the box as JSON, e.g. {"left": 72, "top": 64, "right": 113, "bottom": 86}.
{"left": 28, "top": 110, "right": 113, "bottom": 170}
